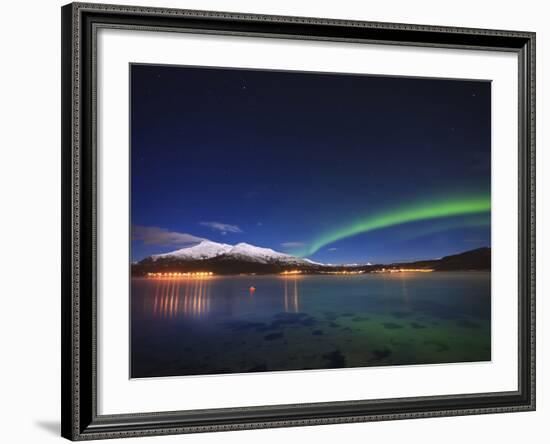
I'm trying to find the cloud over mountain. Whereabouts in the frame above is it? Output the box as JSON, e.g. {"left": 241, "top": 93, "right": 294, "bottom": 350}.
{"left": 199, "top": 221, "right": 243, "bottom": 235}
{"left": 132, "top": 225, "right": 204, "bottom": 247}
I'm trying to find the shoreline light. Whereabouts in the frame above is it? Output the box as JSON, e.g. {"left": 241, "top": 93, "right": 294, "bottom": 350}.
{"left": 321, "top": 270, "right": 365, "bottom": 275}
{"left": 372, "top": 268, "right": 434, "bottom": 273}
{"left": 146, "top": 271, "right": 214, "bottom": 279}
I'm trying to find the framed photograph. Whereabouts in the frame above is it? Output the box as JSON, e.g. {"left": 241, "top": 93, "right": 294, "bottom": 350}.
{"left": 61, "top": 2, "right": 536, "bottom": 440}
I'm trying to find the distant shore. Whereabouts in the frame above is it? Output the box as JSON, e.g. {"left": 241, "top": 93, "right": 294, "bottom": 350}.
{"left": 131, "top": 247, "right": 490, "bottom": 277}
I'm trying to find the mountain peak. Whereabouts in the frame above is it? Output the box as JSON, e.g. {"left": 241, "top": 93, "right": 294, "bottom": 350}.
{"left": 228, "top": 242, "right": 292, "bottom": 262}
{"left": 234, "top": 242, "right": 255, "bottom": 248}
{"left": 151, "top": 240, "right": 232, "bottom": 261}
{"left": 197, "top": 239, "right": 224, "bottom": 247}
{"left": 145, "top": 239, "right": 319, "bottom": 266}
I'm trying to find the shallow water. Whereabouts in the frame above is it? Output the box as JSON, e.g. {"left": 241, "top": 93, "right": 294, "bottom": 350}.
{"left": 130, "top": 272, "right": 490, "bottom": 378}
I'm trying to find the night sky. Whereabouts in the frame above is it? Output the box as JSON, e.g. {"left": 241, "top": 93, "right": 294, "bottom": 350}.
{"left": 131, "top": 64, "right": 491, "bottom": 264}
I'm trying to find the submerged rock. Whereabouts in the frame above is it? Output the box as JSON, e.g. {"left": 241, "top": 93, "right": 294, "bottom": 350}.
{"left": 423, "top": 340, "right": 450, "bottom": 352}
{"left": 391, "top": 311, "right": 413, "bottom": 319}
{"left": 410, "top": 322, "right": 427, "bottom": 329}
{"left": 322, "top": 350, "right": 347, "bottom": 368}
{"left": 372, "top": 349, "right": 392, "bottom": 360}
{"left": 456, "top": 319, "right": 480, "bottom": 329}
{"left": 264, "top": 332, "right": 284, "bottom": 341}
{"left": 382, "top": 322, "right": 403, "bottom": 329}
{"left": 248, "top": 364, "right": 268, "bottom": 372}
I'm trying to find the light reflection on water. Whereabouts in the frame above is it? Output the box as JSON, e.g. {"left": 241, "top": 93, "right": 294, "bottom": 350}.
{"left": 139, "top": 276, "right": 305, "bottom": 319}
{"left": 137, "top": 273, "right": 468, "bottom": 320}
{"left": 131, "top": 273, "right": 491, "bottom": 378}
{"left": 283, "top": 277, "right": 300, "bottom": 313}
{"left": 145, "top": 278, "right": 213, "bottom": 319}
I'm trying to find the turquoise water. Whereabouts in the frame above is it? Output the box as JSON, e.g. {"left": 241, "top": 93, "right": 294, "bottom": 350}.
{"left": 131, "top": 272, "right": 490, "bottom": 378}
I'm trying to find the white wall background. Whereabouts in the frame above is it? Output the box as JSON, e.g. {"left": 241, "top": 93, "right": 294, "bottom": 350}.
{"left": 0, "top": 0, "right": 546, "bottom": 443}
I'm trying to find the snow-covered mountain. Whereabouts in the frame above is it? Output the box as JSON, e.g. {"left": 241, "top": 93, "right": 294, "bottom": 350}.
{"left": 149, "top": 240, "right": 317, "bottom": 266}
{"left": 151, "top": 240, "right": 233, "bottom": 261}
{"left": 133, "top": 242, "right": 490, "bottom": 276}
{"left": 222, "top": 242, "right": 309, "bottom": 265}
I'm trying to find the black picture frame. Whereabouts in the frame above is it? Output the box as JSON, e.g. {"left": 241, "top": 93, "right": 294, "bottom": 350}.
{"left": 61, "top": 2, "right": 536, "bottom": 440}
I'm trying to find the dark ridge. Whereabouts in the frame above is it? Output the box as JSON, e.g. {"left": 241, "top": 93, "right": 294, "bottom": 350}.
{"left": 131, "top": 247, "right": 491, "bottom": 275}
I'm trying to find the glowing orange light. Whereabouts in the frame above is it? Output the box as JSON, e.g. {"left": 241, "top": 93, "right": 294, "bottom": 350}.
{"left": 281, "top": 270, "right": 302, "bottom": 275}
{"left": 372, "top": 268, "right": 434, "bottom": 274}
{"left": 145, "top": 271, "right": 215, "bottom": 279}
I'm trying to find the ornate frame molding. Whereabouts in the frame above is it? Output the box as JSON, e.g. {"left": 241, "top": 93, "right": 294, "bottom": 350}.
{"left": 61, "top": 2, "right": 535, "bottom": 440}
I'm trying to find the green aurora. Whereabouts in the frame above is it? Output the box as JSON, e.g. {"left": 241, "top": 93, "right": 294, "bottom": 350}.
{"left": 296, "top": 195, "right": 491, "bottom": 257}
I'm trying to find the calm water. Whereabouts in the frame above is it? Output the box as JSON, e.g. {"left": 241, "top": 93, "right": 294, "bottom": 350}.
{"left": 131, "top": 272, "right": 490, "bottom": 378}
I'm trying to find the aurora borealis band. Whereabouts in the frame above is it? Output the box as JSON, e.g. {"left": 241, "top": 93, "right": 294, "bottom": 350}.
{"left": 131, "top": 64, "right": 491, "bottom": 263}
{"left": 293, "top": 195, "right": 491, "bottom": 257}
